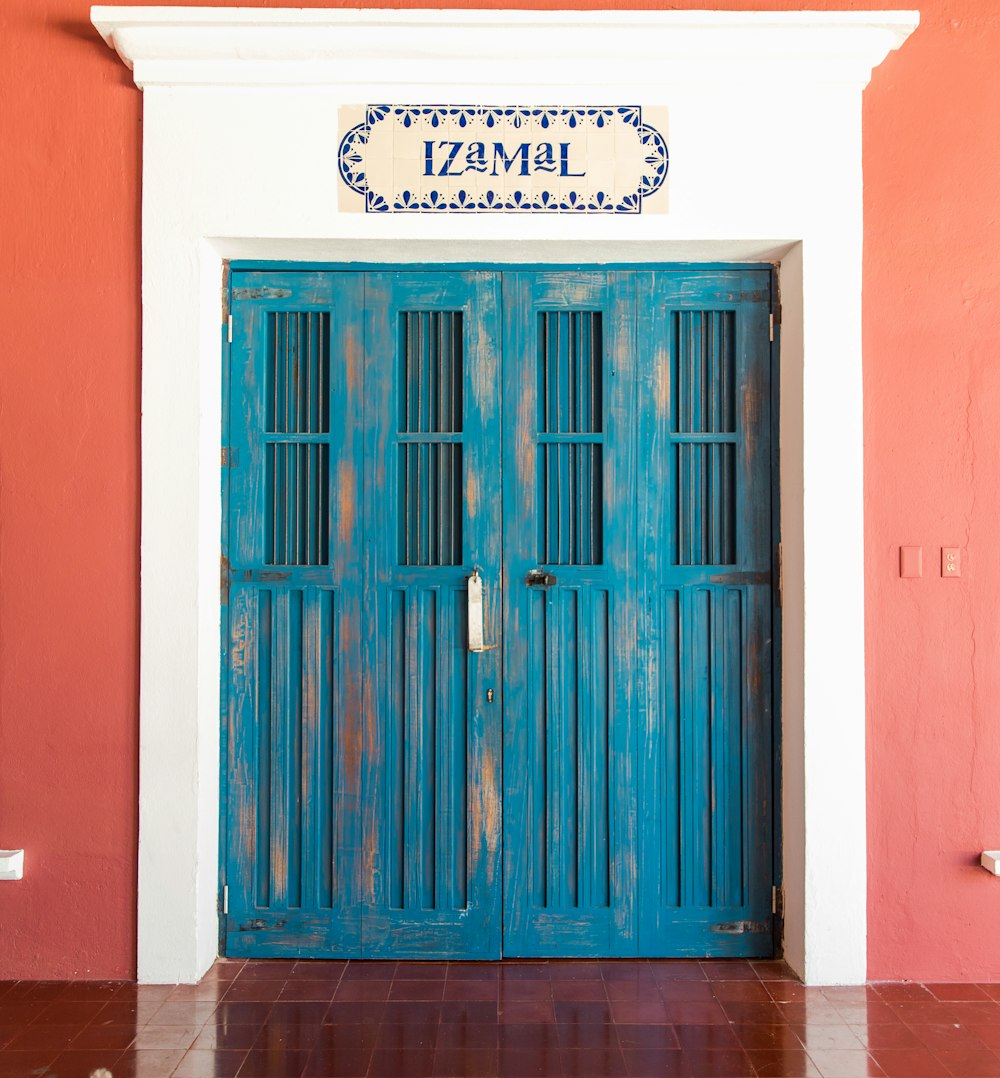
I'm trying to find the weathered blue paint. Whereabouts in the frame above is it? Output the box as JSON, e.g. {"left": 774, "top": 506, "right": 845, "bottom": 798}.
{"left": 222, "top": 267, "right": 775, "bottom": 959}
{"left": 635, "top": 271, "right": 774, "bottom": 956}
{"left": 361, "top": 273, "right": 503, "bottom": 958}
{"left": 501, "top": 272, "right": 638, "bottom": 956}
{"left": 225, "top": 272, "right": 366, "bottom": 956}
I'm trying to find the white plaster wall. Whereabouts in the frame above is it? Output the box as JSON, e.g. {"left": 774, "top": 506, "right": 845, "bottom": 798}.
{"left": 99, "top": 9, "right": 919, "bottom": 985}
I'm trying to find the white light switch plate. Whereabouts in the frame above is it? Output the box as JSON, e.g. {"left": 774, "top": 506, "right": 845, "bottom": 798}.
{"left": 0, "top": 850, "right": 24, "bottom": 880}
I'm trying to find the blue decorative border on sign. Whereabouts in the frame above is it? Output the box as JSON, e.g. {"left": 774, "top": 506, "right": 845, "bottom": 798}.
{"left": 337, "top": 106, "right": 669, "bottom": 214}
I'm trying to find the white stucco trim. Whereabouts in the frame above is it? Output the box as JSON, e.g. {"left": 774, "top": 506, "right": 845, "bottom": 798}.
{"left": 91, "top": 6, "right": 918, "bottom": 985}
{"left": 92, "top": 8, "right": 915, "bottom": 87}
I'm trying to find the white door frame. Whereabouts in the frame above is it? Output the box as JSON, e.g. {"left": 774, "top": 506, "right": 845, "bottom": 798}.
{"left": 91, "top": 6, "right": 919, "bottom": 985}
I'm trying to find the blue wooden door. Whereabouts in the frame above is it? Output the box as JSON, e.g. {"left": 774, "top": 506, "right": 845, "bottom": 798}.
{"left": 361, "top": 272, "right": 503, "bottom": 958}
{"left": 501, "top": 272, "right": 638, "bottom": 956}
{"left": 224, "top": 270, "right": 502, "bottom": 958}
{"left": 499, "top": 269, "right": 774, "bottom": 957}
{"left": 635, "top": 271, "right": 774, "bottom": 956}
{"left": 225, "top": 272, "right": 367, "bottom": 955}
{"left": 223, "top": 266, "right": 775, "bottom": 960}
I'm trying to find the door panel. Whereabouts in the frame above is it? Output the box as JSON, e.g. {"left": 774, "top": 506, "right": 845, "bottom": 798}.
{"left": 636, "top": 271, "right": 774, "bottom": 956}
{"left": 362, "top": 273, "right": 503, "bottom": 957}
{"left": 501, "top": 272, "right": 637, "bottom": 956}
{"left": 225, "top": 273, "right": 366, "bottom": 955}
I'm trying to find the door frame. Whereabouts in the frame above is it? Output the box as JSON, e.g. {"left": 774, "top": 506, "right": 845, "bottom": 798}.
{"left": 96, "top": 8, "right": 914, "bottom": 985}
{"left": 218, "top": 261, "right": 782, "bottom": 960}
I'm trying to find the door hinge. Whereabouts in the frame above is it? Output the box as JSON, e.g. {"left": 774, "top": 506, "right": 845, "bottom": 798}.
{"left": 221, "top": 447, "right": 237, "bottom": 467}
{"left": 222, "top": 885, "right": 229, "bottom": 915}
{"left": 221, "top": 554, "right": 231, "bottom": 605}
{"left": 776, "top": 543, "right": 783, "bottom": 608}
{"left": 772, "top": 884, "right": 785, "bottom": 952}
{"left": 227, "top": 314, "right": 233, "bottom": 344}
{"left": 221, "top": 261, "right": 231, "bottom": 322}
{"left": 769, "top": 303, "right": 781, "bottom": 343}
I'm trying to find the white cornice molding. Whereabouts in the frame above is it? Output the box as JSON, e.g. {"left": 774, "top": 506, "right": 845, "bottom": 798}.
{"left": 90, "top": 7, "right": 920, "bottom": 90}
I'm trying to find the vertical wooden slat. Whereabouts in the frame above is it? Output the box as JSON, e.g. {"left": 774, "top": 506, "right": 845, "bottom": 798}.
{"left": 265, "top": 444, "right": 274, "bottom": 564}
{"left": 402, "top": 445, "right": 410, "bottom": 566}
{"left": 402, "top": 589, "right": 420, "bottom": 910}
{"left": 563, "top": 588, "right": 579, "bottom": 908}
{"left": 719, "top": 588, "right": 745, "bottom": 908}
{"left": 660, "top": 587, "right": 681, "bottom": 908}
{"left": 315, "top": 589, "right": 334, "bottom": 909}
{"left": 594, "top": 445, "right": 603, "bottom": 564}
{"left": 543, "top": 446, "right": 550, "bottom": 563}
{"left": 685, "top": 588, "right": 712, "bottom": 908}
{"left": 435, "top": 316, "right": 443, "bottom": 556}
{"left": 269, "top": 313, "right": 278, "bottom": 432}
{"left": 453, "top": 587, "right": 468, "bottom": 909}
{"left": 287, "top": 590, "right": 303, "bottom": 908}
{"left": 593, "top": 589, "right": 610, "bottom": 908}
{"left": 306, "top": 312, "right": 314, "bottom": 429}
{"left": 388, "top": 589, "right": 406, "bottom": 909}
{"left": 322, "top": 445, "right": 330, "bottom": 566}
{"left": 416, "top": 311, "right": 424, "bottom": 432}
{"left": 529, "top": 587, "right": 547, "bottom": 906}
{"left": 282, "top": 312, "right": 290, "bottom": 433}
{"left": 284, "top": 438, "right": 292, "bottom": 564}
{"left": 270, "top": 589, "right": 290, "bottom": 908}
{"left": 570, "top": 312, "right": 577, "bottom": 432}
{"left": 255, "top": 589, "right": 273, "bottom": 908}
{"left": 456, "top": 445, "right": 462, "bottom": 565}
{"left": 436, "top": 588, "right": 452, "bottom": 910}
{"left": 416, "top": 317, "right": 423, "bottom": 555}
{"left": 419, "top": 589, "right": 437, "bottom": 909}
{"left": 296, "top": 312, "right": 303, "bottom": 433}
{"left": 577, "top": 588, "right": 593, "bottom": 911}
{"left": 568, "top": 444, "right": 576, "bottom": 562}
{"left": 305, "top": 442, "right": 313, "bottom": 565}
{"left": 545, "top": 589, "right": 561, "bottom": 908}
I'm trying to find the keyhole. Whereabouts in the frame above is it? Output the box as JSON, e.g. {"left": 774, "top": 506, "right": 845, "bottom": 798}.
{"left": 486, "top": 688, "right": 495, "bottom": 704}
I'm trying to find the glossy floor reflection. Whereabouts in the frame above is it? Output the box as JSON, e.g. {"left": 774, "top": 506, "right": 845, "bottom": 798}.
{"left": 3, "top": 958, "right": 1000, "bottom": 1077}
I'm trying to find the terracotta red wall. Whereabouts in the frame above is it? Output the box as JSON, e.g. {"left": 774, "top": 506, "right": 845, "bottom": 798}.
{"left": 1, "top": 0, "right": 998, "bottom": 980}
{"left": 0, "top": 0, "right": 142, "bottom": 979}
{"left": 861, "top": 3, "right": 1000, "bottom": 980}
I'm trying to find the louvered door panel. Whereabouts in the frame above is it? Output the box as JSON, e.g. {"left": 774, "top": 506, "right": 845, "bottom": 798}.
{"left": 225, "top": 273, "right": 366, "bottom": 955}
{"left": 363, "top": 272, "right": 503, "bottom": 958}
{"left": 502, "top": 272, "right": 637, "bottom": 956}
{"left": 523, "top": 585, "right": 612, "bottom": 912}
{"left": 636, "top": 271, "right": 774, "bottom": 956}
{"left": 382, "top": 584, "right": 470, "bottom": 914}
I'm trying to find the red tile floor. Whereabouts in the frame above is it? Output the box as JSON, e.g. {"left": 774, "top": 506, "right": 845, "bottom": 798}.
{"left": 3, "top": 959, "right": 1000, "bottom": 1078}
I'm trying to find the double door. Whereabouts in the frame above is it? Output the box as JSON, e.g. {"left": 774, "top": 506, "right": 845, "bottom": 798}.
{"left": 223, "top": 268, "right": 775, "bottom": 959}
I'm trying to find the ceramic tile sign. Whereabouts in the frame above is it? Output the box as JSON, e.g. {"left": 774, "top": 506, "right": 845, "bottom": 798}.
{"left": 338, "top": 106, "right": 669, "bottom": 213}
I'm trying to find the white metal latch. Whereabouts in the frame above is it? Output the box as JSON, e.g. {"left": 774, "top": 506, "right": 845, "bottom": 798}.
{"left": 468, "top": 568, "right": 486, "bottom": 652}
{"left": 467, "top": 568, "right": 498, "bottom": 652}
